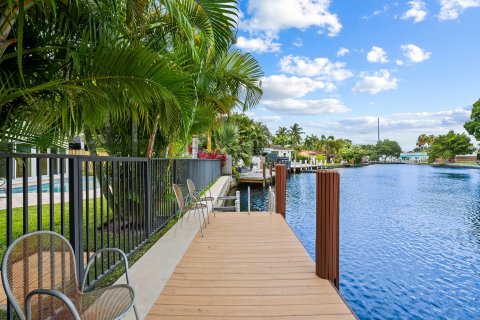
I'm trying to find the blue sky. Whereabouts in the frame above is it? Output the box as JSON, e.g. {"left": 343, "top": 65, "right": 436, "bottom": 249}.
{"left": 235, "top": 0, "right": 480, "bottom": 151}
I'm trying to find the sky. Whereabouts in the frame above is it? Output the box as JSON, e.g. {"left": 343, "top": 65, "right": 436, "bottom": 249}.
{"left": 234, "top": 0, "right": 480, "bottom": 151}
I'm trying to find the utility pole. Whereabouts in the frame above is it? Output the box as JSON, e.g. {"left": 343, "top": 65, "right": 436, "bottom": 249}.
{"left": 377, "top": 118, "right": 380, "bottom": 142}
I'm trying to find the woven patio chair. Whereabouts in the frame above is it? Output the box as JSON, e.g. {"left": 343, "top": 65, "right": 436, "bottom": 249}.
{"left": 173, "top": 184, "right": 207, "bottom": 237}
{"left": 1, "top": 231, "right": 139, "bottom": 320}
{"left": 186, "top": 179, "right": 215, "bottom": 220}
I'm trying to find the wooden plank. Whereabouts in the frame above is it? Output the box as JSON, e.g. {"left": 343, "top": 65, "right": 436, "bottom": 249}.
{"left": 147, "top": 315, "right": 355, "bottom": 320}
{"left": 161, "top": 286, "right": 344, "bottom": 296}
{"left": 146, "top": 213, "right": 355, "bottom": 319}
{"left": 149, "top": 304, "right": 353, "bottom": 317}
{"left": 155, "top": 294, "right": 346, "bottom": 306}
{"left": 170, "top": 272, "right": 320, "bottom": 281}
{"left": 165, "top": 279, "right": 333, "bottom": 288}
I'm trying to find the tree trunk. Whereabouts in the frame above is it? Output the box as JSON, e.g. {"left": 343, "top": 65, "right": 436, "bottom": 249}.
{"left": 147, "top": 114, "right": 160, "bottom": 158}
{"left": 84, "top": 128, "right": 121, "bottom": 230}
{"left": 168, "top": 142, "right": 175, "bottom": 158}
{"left": 207, "top": 131, "right": 212, "bottom": 152}
{"left": 0, "top": 6, "right": 18, "bottom": 59}
{"left": 132, "top": 117, "right": 138, "bottom": 157}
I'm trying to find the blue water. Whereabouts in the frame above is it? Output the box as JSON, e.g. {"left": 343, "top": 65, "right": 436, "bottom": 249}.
{"left": 11, "top": 177, "right": 96, "bottom": 194}
{"left": 239, "top": 165, "right": 480, "bottom": 320}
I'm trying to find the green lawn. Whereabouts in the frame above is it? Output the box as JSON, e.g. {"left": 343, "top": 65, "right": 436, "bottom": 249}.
{"left": 0, "top": 177, "right": 218, "bottom": 319}
{"left": 0, "top": 200, "right": 110, "bottom": 260}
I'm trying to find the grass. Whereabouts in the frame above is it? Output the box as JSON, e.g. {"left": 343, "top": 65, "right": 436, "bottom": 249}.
{"left": 0, "top": 176, "right": 220, "bottom": 319}
{"left": 0, "top": 200, "right": 110, "bottom": 260}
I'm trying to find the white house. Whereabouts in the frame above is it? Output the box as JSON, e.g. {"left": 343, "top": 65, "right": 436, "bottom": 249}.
{"left": 261, "top": 145, "right": 293, "bottom": 161}
{"left": 400, "top": 152, "right": 429, "bottom": 163}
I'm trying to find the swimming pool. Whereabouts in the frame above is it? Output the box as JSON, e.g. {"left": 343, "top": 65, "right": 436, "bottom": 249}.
{"left": 11, "top": 177, "right": 96, "bottom": 194}
{"left": 239, "top": 165, "right": 480, "bottom": 319}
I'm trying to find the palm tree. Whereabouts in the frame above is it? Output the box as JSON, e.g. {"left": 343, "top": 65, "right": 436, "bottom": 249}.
{"left": 273, "top": 127, "right": 289, "bottom": 146}
{"left": 303, "top": 134, "right": 319, "bottom": 150}
{"left": 0, "top": 0, "right": 261, "bottom": 158}
{"left": 215, "top": 122, "right": 252, "bottom": 165}
{"left": 289, "top": 123, "right": 304, "bottom": 150}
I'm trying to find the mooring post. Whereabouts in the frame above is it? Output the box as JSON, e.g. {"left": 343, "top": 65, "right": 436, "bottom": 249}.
{"left": 316, "top": 170, "right": 340, "bottom": 289}
{"left": 269, "top": 163, "right": 273, "bottom": 184}
{"left": 235, "top": 190, "right": 240, "bottom": 212}
{"left": 275, "top": 164, "right": 287, "bottom": 216}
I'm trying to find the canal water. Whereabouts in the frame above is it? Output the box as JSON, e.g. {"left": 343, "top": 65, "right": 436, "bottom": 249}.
{"left": 238, "top": 164, "right": 480, "bottom": 320}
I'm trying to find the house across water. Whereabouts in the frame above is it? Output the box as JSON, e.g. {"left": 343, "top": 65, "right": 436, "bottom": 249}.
{"left": 400, "top": 152, "right": 429, "bottom": 163}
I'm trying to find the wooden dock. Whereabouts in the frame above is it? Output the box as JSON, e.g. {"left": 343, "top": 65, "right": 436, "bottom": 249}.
{"left": 238, "top": 172, "right": 275, "bottom": 185}
{"left": 147, "top": 213, "right": 355, "bottom": 319}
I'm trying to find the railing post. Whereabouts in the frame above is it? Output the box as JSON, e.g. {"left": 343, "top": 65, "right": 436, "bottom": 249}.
{"left": 274, "top": 164, "right": 287, "bottom": 216}
{"left": 68, "top": 157, "right": 84, "bottom": 285}
{"left": 145, "top": 159, "right": 152, "bottom": 236}
{"left": 315, "top": 170, "right": 340, "bottom": 289}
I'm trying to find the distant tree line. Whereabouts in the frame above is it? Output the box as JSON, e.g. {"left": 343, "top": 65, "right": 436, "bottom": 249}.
{"left": 413, "top": 98, "right": 480, "bottom": 163}
{"left": 270, "top": 123, "right": 402, "bottom": 165}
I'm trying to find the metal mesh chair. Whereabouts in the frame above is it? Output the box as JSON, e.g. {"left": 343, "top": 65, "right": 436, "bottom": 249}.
{"left": 186, "top": 179, "right": 215, "bottom": 220}
{"left": 173, "top": 184, "right": 207, "bottom": 237}
{"left": 1, "top": 231, "right": 139, "bottom": 320}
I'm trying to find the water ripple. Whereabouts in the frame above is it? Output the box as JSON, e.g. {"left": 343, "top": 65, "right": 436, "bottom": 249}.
{"left": 239, "top": 165, "right": 480, "bottom": 319}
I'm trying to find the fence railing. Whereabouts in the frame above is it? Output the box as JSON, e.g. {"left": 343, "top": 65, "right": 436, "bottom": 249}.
{"left": 0, "top": 152, "right": 221, "bottom": 318}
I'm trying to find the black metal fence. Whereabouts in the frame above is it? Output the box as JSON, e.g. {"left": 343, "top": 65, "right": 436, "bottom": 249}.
{"left": 0, "top": 152, "right": 221, "bottom": 318}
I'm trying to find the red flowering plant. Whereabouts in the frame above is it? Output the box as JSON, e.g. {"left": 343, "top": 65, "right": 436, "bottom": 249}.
{"left": 198, "top": 149, "right": 228, "bottom": 166}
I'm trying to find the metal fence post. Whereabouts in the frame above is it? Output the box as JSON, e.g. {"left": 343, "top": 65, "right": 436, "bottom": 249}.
{"left": 145, "top": 159, "right": 152, "bottom": 236}
{"left": 316, "top": 170, "right": 340, "bottom": 289}
{"left": 68, "top": 157, "right": 84, "bottom": 285}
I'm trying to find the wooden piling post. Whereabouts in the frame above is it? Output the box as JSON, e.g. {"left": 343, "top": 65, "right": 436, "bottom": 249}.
{"left": 262, "top": 163, "right": 266, "bottom": 187}
{"left": 316, "top": 170, "right": 340, "bottom": 289}
{"left": 269, "top": 163, "right": 273, "bottom": 184}
{"left": 275, "top": 164, "right": 287, "bottom": 216}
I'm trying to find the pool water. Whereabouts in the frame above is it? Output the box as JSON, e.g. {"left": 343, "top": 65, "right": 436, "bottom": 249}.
{"left": 11, "top": 177, "right": 96, "bottom": 194}
{"left": 238, "top": 165, "right": 480, "bottom": 319}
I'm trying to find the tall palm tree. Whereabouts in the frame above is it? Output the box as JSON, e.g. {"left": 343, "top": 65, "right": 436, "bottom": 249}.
{"left": 303, "top": 134, "right": 319, "bottom": 150}
{"left": 274, "top": 127, "right": 289, "bottom": 146}
{"left": 289, "top": 123, "right": 304, "bottom": 150}
{"left": 1, "top": 0, "right": 261, "bottom": 158}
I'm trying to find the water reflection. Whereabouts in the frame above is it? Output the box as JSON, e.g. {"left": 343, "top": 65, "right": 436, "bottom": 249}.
{"left": 240, "top": 165, "right": 480, "bottom": 320}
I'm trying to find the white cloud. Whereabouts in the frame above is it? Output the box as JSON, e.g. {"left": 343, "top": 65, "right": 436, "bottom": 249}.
{"left": 401, "top": 44, "right": 431, "bottom": 63}
{"left": 438, "top": 0, "right": 480, "bottom": 20}
{"left": 304, "top": 106, "right": 472, "bottom": 149}
{"left": 293, "top": 38, "right": 303, "bottom": 47}
{"left": 396, "top": 59, "right": 405, "bottom": 66}
{"left": 362, "top": 4, "right": 391, "bottom": 20}
{"left": 352, "top": 70, "right": 399, "bottom": 94}
{"left": 262, "top": 98, "right": 350, "bottom": 115}
{"left": 279, "top": 55, "right": 353, "bottom": 81}
{"left": 255, "top": 115, "right": 282, "bottom": 122}
{"left": 337, "top": 47, "right": 350, "bottom": 57}
{"left": 402, "top": 1, "right": 428, "bottom": 23}
{"left": 246, "top": 112, "right": 282, "bottom": 122}
{"left": 241, "top": 0, "right": 342, "bottom": 37}
{"left": 261, "top": 75, "right": 334, "bottom": 100}
{"left": 236, "top": 36, "right": 281, "bottom": 53}
{"left": 367, "top": 46, "right": 389, "bottom": 64}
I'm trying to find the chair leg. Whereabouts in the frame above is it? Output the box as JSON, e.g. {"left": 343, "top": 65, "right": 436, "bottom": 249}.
{"left": 133, "top": 302, "right": 140, "bottom": 320}
{"left": 196, "top": 207, "right": 204, "bottom": 237}
{"left": 211, "top": 199, "right": 216, "bottom": 218}
{"left": 203, "top": 207, "right": 208, "bottom": 228}
{"left": 205, "top": 204, "right": 210, "bottom": 224}
{"left": 174, "top": 210, "right": 182, "bottom": 237}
